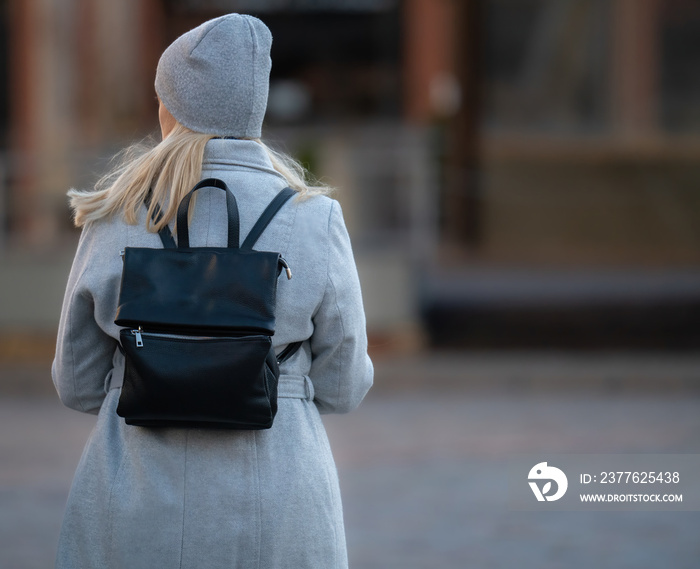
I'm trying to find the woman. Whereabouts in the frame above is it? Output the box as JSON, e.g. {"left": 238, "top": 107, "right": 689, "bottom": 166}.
{"left": 52, "top": 14, "right": 373, "bottom": 569}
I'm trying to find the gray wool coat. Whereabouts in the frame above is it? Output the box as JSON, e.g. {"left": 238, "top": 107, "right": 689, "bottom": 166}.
{"left": 52, "top": 138, "right": 373, "bottom": 569}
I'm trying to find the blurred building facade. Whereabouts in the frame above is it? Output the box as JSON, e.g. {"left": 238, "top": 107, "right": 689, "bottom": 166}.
{"left": 2, "top": 0, "right": 700, "bottom": 349}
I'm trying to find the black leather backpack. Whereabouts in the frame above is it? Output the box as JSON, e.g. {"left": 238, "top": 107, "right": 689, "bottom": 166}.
{"left": 114, "top": 178, "right": 301, "bottom": 429}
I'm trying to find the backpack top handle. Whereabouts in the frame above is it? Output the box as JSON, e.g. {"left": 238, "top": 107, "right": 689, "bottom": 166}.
{"left": 176, "top": 178, "right": 240, "bottom": 248}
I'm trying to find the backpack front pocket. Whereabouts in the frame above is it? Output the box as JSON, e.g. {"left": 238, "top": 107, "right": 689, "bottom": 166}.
{"left": 117, "top": 329, "right": 278, "bottom": 429}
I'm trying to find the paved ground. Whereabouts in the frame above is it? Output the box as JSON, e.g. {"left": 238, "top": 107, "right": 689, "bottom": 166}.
{"left": 2, "top": 353, "right": 700, "bottom": 568}
{"left": 327, "top": 391, "right": 700, "bottom": 569}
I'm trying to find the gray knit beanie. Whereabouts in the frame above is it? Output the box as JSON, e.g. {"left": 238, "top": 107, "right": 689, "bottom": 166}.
{"left": 155, "top": 14, "right": 272, "bottom": 138}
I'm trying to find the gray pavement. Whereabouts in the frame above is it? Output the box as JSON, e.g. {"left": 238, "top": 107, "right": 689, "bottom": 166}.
{"left": 2, "top": 354, "right": 700, "bottom": 568}
{"left": 325, "top": 391, "right": 700, "bottom": 569}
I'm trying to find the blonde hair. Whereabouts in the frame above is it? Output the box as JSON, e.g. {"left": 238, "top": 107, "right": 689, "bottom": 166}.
{"left": 69, "top": 123, "right": 332, "bottom": 230}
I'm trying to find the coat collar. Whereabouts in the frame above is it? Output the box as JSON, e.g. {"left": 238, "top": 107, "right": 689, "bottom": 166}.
{"left": 202, "top": 138, "right": 284, "bottom": 180}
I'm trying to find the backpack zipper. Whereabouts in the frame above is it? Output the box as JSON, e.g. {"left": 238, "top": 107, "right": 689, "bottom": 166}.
{"left": 280, "top": 257, "right": 292, "bottom": 280}
{"left": 131, "top": 328, "right": 267, "bottom": 348}
{"left": 132, "top": 326, "right": 144, "bottom": 347}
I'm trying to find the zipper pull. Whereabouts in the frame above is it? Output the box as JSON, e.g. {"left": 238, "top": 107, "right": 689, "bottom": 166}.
{"left": 132, "top": 327, "right": 144, "bottom": 348}
{"left": 280, "top": 257, "right": 292, "bottom": 280}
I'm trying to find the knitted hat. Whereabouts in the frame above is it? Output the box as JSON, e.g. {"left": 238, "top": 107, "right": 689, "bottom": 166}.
{"left": 155, "top": 14, "right": 272, "bottom": 138}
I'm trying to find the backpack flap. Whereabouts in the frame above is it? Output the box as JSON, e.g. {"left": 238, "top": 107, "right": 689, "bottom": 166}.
{"left": 115, "top": 246, "right": 283, "bottom": 334}
{"left": 114, "top": 178, "right": 294, "bottom": 335}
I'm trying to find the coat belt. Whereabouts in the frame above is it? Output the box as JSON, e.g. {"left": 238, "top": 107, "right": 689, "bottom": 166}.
{"left": 277, "top": 375, "right": 315, "bottom": 400}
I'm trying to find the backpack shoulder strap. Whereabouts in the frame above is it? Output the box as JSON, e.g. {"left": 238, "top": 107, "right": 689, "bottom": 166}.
{"left": 241, "top": 187, "right": 296, "bottom": 250}
{"left": 276, "top": 341, "right": 303, "bottom": 364}
{"left": 144, "top": 192, "right": 177, "bottom": 249}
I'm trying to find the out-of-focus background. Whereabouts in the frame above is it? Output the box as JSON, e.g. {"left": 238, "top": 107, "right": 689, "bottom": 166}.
{"left": 1, "top": 1, "right": 700, "bottom": 568}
